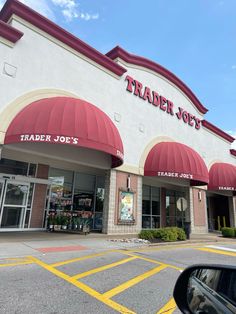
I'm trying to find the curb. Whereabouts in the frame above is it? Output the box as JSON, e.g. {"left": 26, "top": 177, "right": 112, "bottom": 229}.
{"left": 147, "top": 237, "right": 236, "bottom": 247}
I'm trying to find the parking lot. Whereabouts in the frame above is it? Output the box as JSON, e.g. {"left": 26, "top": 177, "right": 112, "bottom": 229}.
{"left": 0, "top": 236, "right": 236, "bottom": 314}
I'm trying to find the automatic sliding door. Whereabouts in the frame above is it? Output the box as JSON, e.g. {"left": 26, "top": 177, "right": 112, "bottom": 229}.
{"left": 0, "top": 181, "right": 29, "bottom": 228}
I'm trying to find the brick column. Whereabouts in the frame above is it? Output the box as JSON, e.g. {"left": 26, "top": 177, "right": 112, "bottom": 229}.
{"left": 232, "top": 196, "right": 236, "bottom": 228}
{"left": 30, "top": 164, "right": 49, "bottom": 228}
{"left": 102, "top": 169, "right": 142, "bottom": 235}
{"left": 191, "top": 188, "right": 208, "bottom": 233}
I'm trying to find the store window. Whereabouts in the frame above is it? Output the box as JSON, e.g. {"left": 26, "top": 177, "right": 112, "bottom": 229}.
{"left": 47, "top": 168, "right": 105, "bottom": 230}
{"left": 166, "top": 190, "right": 187, "bottom": 228}
{"left": 0, "top": 158, "right": 36, "bottom": 177}
{"left": 49, "top": 168, "right": 74, "bottom": 212}
{"left": 142, "top": 185, "right": 160, "bottom": 229}
{"left": 73, "top": 173, "right": 95, "bottom": 213}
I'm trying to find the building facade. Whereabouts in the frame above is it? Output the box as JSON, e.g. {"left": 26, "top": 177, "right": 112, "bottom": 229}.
{"left": 0, "top": 0, "right": 235, "bottom": 234}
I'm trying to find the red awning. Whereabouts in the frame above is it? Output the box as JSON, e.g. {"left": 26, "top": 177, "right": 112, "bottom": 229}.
{"left": 208, "top": 163, "right": 236, "bottom": 191}
{"left": 144, "top": 142, "right": 209, "bottom": 186}
{"left": 4, "top": 97, "right": 124, "bottom": 167}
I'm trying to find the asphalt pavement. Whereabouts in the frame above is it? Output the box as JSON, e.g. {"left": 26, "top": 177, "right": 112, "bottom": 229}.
{"left": 0, "top": 231, "right": 236, "bottom": 314}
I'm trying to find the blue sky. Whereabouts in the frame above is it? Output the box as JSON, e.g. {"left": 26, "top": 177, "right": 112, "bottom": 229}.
{"left": 1, "top": 0, "right": 235, "bottom": 147}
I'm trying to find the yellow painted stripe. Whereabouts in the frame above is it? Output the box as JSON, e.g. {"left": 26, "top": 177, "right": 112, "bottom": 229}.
{"left": 0, "top": 261, "right": 33, "bottom": 267}
{"left": 28, "top": 256, "right": 135, "bottom": 314}
{"left": 156, "top": 297, "right": 176, "bottom": 314}
{"left": 73, "top": 256, "right": 137, "bottom": 280}
{"left": 0, "top": 257, "right": 30, "bottom": 261}
{"left": 128, "top": 243, "right": 204, "bottom": 253}
{"left": 51, "top": 251, "right": 112, "bottom": 267}
{"left": 197, "top": 248, "right": 236, "bottom": 257}
{"left": 120, "top": 251, "right": 183, "bottom": 271}
{"left": 103, "top": 264, "right": 167, "bottom": 299}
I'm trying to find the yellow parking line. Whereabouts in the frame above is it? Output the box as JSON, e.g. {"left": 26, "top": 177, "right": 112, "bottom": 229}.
{"left": 0, "top": 261, "right": 33, "bottom": 267}
{"left": 156, "top": 297, "right": 176, "bottom": 314}
{"left": 128, "top": 243, "right": 204, "bottom": 253}
{"left": 29, "top": 256, "right": 135, "bottom": 314}
{"left": 120, "top": 251, "right": 183, "bottom": 271}
{"left": 51, "top": 251, "right": 113, "bottom": 267}
{"left": 73, "top": 256, "right": 137, "bottom": 280}
{"left": 197, "top": 248, "right": 236, "bottom": 257}
{"left": 103, "top": 264, "right": 167, "bottom": 299}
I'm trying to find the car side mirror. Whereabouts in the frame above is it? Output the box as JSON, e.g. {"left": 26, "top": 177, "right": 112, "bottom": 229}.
{"left": 173, "top": 264, "right": 236, "bottom": 314}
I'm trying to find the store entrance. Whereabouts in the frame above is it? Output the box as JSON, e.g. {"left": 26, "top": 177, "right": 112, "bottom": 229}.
{"left": 0, "top": 179, "right": 30, "bottom": 228}
{"left": 207, "top": 195, "right": 230, "bottom": 231}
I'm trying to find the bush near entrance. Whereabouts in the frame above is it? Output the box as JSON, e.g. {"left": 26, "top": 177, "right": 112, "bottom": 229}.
{"left": 139, "top": 227, "right": 186, "bottom": 242}
{"left": 221, "top": 227, "right": 236, "bottom": 238}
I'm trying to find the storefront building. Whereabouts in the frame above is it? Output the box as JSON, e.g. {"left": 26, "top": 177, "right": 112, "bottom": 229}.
{"left": 0, "top": 0, "right": 235, "bottom": 234}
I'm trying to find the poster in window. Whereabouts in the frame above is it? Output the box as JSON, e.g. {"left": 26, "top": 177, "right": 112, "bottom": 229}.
{"left": 119, "top": 191, "right": 135, "bottom": 222}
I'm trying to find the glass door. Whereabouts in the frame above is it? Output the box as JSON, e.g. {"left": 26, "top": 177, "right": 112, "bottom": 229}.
{"left": 0, "top": 180, "right": 30, "bottom": 228}
{"left": 0, "top": 179, "right": 5, "bottom": 224}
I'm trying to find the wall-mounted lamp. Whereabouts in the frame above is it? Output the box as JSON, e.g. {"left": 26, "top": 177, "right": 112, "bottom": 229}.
{"left": 127, "top": 174, "right": 131, "bottom": 191}
{"left": 198, "top": 190, "right": 202, "bottom": 202}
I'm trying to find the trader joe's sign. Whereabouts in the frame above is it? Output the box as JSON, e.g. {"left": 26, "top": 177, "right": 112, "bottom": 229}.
{"left": 125, "top": 75, "right": 201, "bottom": 130}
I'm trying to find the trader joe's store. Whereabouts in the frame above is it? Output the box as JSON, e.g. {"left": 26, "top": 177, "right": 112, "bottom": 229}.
{"left": 0, "top": 0, "right": 235, "bottom": 234}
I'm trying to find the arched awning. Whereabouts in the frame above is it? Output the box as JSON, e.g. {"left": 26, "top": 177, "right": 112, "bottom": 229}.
{"left": 144, "top": 142, "right": 209, "bottom": 186}
{"left": 208, "top": 163, "right": 236, "bottom": 191}
{"left": 4, "top": 97, "right": 124, "bottom": 167}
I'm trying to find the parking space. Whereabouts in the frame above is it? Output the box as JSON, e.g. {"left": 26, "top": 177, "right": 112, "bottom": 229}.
{"left": 0, "top": 242, "right": 235, "bottom": 313}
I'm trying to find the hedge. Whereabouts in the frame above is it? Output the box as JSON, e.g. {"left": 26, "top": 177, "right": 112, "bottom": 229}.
{"left": 221, "top": 227, "right": 236, "bottom": 238}
{"left": 139, "top": 227, "right": 186, "bottom": 242}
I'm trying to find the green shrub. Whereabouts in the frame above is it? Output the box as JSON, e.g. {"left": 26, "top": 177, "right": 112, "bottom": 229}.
{"left": 172, "top": 227, "right": 186, "bottom": 241}
{"left": 139, "top": 227, "right": 186, "bottom": 242}
{"left": 160, "top": 228, "right": 178, "bottom": 242}
{"left": 139, "top": 229, "right": 155, "bottom": 240}
{"left": 221, "top": 227, "right": 235, "bottom": 238}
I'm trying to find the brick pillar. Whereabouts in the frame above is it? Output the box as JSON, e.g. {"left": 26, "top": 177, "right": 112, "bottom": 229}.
{"left": 191, "top": 188, "right": 208, "bottom": 233}
{"left": 30, "top": 164, "right": 49, "bottom": 228}
{"left": 102, "top": 170, "right": 142, "bottom": 235}
{"left": 231, "top": 196, "right": 236, "bottom": 227}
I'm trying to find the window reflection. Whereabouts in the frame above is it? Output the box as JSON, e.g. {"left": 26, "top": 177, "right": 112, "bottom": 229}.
{"left": 142, "top": 185, "right": 160, "bottom": 229}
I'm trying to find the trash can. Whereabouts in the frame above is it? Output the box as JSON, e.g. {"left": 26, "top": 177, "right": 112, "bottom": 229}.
{"left": 184, "top": 221, "right": 191, "bottom": 239}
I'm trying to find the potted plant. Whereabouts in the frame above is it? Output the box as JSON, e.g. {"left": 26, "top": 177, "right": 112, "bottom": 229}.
{"left": 61, "top": 216, "right": 68, "bottom": 230}
{"left": 54, "top": 215, "right": 62, "bottom": 231}
{"left": 82, "top": 218, "right": 91, "bottom": 234}
{"left": 47, "top": 213, "right": 56, "bottom": 231}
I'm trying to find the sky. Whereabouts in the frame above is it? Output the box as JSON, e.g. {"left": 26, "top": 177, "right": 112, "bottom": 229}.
{"left": 1, "top": 0, "right": 235, "bottom": 148}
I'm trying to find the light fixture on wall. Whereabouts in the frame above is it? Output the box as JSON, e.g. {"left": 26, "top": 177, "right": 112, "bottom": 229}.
{"left": 127, "top": 174, "right": 131, "bottom": 191}
{"left": 198, "top": 190, "right": 202, "bottom": 202}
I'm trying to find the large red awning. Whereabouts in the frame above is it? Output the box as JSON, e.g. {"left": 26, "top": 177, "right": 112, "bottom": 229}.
{"left": 4, "top": 97, "right": 124, "bottom": 167}
{"left": 144, "top": 142, "right": 209, "bottom": 186}
{"left": 208, "top": 163, "right": 236, "bottom": 191}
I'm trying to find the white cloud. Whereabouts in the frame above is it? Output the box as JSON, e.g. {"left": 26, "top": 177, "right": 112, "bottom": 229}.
{"left": 51, "top": 0, "right": 99, "bottom": 22}
{"left": 0, "top": 0, "right": 56, "bottom": 20}
{"left": 80, "top": 12, "right": 99, "bottom": 21}
{"left": 0, "top": 0, "right": 98, "bottom": 22}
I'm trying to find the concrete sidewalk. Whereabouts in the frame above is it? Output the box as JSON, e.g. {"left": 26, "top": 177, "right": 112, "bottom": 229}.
{"left": 0, "top": 231, "right": 235, "bottom": 259}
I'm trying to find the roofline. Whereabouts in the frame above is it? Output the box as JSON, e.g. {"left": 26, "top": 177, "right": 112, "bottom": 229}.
{"left": 0, "top": 0, "right": 127, "bottom": 77}
{"left": 0, "top": 19, "right": 23, "bottom": 43}
{"left": 230, "top": 149, "right": 236, "bottom": 157}
{"left": 202, "top": 120, "right": 235, "bottom": 143}
{"left": 106, "top": 46, "right": 208, "bottom": 114}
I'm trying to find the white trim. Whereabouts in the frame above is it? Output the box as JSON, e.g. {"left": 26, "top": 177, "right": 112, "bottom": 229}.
{"left": 0, "top": 228, "right": 45, "bottom": 232}
{"left": 0, "top": 174, "right": 50, "bottom": 185}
